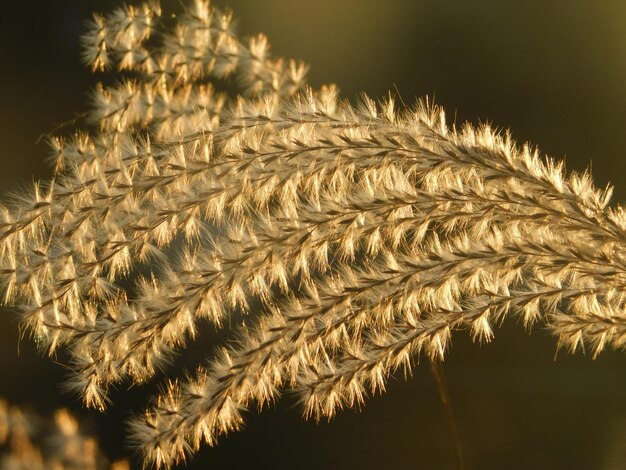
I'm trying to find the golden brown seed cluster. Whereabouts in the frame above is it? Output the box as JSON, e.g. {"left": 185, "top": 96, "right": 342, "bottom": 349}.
{"left": 1, "top": 1, "right": 625, "bottom": 467}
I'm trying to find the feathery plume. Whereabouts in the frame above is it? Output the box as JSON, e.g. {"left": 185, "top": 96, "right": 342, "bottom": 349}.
{"left": 0, "top": 398, "right": 127, "bottom": 469}
{"left": 1, "top": 1, "right": 625, "bottom": 467}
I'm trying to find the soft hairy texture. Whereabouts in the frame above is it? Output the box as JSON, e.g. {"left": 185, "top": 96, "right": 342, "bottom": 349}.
{"left": 1, "top": 0, "right": 625, "bottom": 468}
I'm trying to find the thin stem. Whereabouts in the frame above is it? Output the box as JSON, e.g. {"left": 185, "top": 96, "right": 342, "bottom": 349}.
{"left": 430, "top": 359, "right": 465, "bottom": 470}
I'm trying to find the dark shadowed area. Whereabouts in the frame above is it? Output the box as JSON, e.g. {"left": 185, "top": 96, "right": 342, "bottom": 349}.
{"left": 1, "top": 1, "right": 626, "bottom": 469}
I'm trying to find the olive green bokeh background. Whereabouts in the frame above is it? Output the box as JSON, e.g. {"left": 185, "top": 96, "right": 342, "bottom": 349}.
{"left": 1, "top": 1, "right": 626, "bottom": 469}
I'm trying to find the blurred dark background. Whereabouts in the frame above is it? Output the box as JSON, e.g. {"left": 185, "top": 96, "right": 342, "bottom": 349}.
{"left": 1, "top": 1, "right": 626, "bottom": 469}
